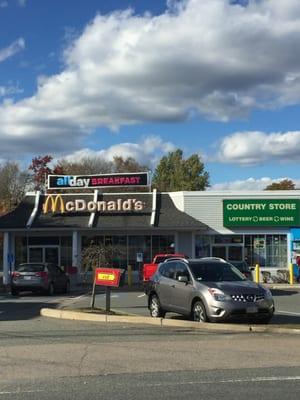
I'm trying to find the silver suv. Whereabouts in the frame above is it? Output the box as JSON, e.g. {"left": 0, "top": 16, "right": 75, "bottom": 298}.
{"left": 146, "top": 257, "right": 274, "bottom": 324}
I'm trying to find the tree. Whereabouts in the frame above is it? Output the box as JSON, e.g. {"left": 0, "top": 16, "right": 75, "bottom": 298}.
{"left": 81, "top": 241, "right": 125, "bottom": 272}
{"left": 29, "top": 155, "right": 63, "bottom": 191}
{"left": 0, "top": 161, "right": 30, "bottom": 214}
{"left": 113, "top": 156, "right": 148, "bottom": 173}
{"left": 57, "top": 157, "right": 113, "bottom": 176}
{"left": 264, "top": 179, "right": 295, "bottom": 190}
{"left": 152, "top": 149, "right": 209, "bottom": 191}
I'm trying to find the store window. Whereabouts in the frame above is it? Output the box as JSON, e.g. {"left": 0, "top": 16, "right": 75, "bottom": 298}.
{"left": 245, "top": 235, "right": 287, "bottom": 268}
{"left": 213, "top": 235, "right": 243, "bottom": 244}
{"left": 82, "top": 234, "right": 175, "bottom": 271}
{"left": 152, "top": 235, "right": 175, "bottom": 257}
{"left": 61, "top": 236, "right": 72, "bottom": 270}
{"left": 195, "top": 235, "right": 211, "bottom": 258}
{"left": 128, "top": 236, "right": 151, "bottom": 270}
{"left": 15, "top": 236, "right": 27, "bottom": 266}
{"left": 82, "top": 235, "right": 128, "bottom": 270}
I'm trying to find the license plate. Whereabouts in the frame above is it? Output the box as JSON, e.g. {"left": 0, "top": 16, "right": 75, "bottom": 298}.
{"left": 24, "top": 276, "right": 32, "bottom": 280}
{"left": 246, "top": 306, "right": 258, "bottom": 314}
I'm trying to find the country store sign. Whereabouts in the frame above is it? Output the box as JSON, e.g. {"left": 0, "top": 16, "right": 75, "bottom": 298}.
{"left": 223, "top": 199, "right": 300, "bottom": 227}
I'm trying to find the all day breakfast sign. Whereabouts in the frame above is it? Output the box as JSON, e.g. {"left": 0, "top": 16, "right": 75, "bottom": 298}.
{"left": 223, "top": 199, "right": 300, "bottom": 227}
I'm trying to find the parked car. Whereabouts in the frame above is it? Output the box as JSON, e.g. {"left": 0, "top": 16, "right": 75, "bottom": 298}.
{"left": 11, "top": 262, "right": 70, "bottom": 296}
{"left": 146, "top": 257, "right": 274, "bottom": 324}
{"left": 143, "top": 253, "right": 188, "bottom": 282}
{"left": 229, "top": 260, "right": 253, "bottom": 280}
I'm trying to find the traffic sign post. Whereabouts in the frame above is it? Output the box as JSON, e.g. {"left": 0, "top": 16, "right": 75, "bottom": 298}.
{"left": 91, "top": 268, "right": 122, "bottom": 312}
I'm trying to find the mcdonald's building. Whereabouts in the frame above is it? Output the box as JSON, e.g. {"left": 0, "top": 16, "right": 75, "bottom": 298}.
{"left": 1, "top": 173, "right": 300, "bottom": 285}
{"left": 0, "top": 182, "right": 207, "bottom": 285}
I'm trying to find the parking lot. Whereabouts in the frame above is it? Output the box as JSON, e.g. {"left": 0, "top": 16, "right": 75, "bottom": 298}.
{"left": 58, "top": 286, "right": 300, "bottom": 325}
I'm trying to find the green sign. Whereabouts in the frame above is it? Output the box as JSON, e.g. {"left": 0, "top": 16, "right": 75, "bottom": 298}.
{"left": 223, "top": 199, "right": 300, "bottom": 227}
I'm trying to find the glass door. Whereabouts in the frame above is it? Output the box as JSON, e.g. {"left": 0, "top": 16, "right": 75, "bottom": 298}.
{"left": 45, "top": 247, "right": 59, "bottom": 264}
{"left": 28, "top": 246, "right": 60, "bottom": 264}
{"left": 212, "top": 245, "right": 243, "bottom": 261}
{"left": 227, "top": 246, "right": 243, "bottom": 262}
{"left": 28, "top": 247, "right": 43, "bottom": 262}
{"left": 212, "top": 246, "right": 227, "bottom": 259}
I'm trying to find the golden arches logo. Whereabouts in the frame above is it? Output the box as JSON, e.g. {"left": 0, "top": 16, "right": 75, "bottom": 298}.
{"left": 43, "top": 194, "right": 65, "bottom": 214}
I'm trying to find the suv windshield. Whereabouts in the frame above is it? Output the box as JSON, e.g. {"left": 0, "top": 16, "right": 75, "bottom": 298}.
{"left": 16, "top": 264, "right": 45, "bottom": 272}
{"left": 189, "top": 262, "right": 246, "bottom": 282}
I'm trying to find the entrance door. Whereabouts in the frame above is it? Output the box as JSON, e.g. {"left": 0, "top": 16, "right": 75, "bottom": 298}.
{"left": 45, "top": 247, "right": 59, "bottom": 264}
{"left": 212, "top": 246, "right": 226, "bottom": 259}
{"left": 28, "top": 246, "right": 59, "bottom": 264}
{"left": 28, "top": 247, "right": 43, "bottom": 263}
{"left": 212, "top": 245, "right": 243, "bottom": 261}
{"left": 228, "top": 246, "right": 243, "bottom": 262}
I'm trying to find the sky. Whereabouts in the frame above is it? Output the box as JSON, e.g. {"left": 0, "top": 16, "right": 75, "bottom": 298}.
{"left": 0, "top": 0, "right": 300, "bottom": 190}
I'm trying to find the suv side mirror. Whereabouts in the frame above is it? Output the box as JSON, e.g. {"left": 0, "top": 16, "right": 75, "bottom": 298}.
{"left": 178, "top": 275, "right": 188, "bottom": 283}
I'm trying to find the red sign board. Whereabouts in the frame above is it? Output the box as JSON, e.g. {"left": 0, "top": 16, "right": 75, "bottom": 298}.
{"left": 95, "top": 268, "right": 122, "bottom": 287}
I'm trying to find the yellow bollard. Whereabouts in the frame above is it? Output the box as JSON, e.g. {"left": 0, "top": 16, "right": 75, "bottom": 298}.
{"left": 289, "top": 263, "right": 294, "bottom": 285}
{"left": 127, "top": 265, "right": 132, "bottom": 287}
{"left": 255, "top": 264, "right": 260, "bottom": 283}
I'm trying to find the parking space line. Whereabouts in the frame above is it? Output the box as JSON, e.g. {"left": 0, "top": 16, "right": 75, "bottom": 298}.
{"left": 276, "top": 310, "right": 300, "bottom": 316}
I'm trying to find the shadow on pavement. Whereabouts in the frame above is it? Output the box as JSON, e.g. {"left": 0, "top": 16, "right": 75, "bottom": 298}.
{"left": 271, "top": 289, "right": 299, "bottom": 296}
{"left": 271, "top": 313, "right": 300, "bottom": 325}
{"left": 168, "top": 313, "right": 300, "bottom": 326}
{"left": 0, "top": 293, "right": 59, "bottom": 322}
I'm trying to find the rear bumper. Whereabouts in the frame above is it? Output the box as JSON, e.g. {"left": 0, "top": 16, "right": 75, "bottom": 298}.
{"left": 11, "top": 281, "right": 48, "bottom": 292}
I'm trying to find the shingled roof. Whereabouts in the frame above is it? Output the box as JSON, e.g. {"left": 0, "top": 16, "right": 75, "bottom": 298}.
{"left": 0, "top": 192, "right": 207, "bottom": 231}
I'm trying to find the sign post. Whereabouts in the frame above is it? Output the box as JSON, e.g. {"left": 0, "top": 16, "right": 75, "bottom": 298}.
{"left": 91, "top": 268, "right": 122, "bottom": 312}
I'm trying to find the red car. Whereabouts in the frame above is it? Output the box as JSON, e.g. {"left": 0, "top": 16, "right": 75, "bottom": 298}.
{"left": 143, "top": 253, "right": 188, "bottom": 282}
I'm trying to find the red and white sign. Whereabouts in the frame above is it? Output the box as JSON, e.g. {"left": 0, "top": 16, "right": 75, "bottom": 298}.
{"left": 95, "top": 268, "right": 122, "bottom": 287}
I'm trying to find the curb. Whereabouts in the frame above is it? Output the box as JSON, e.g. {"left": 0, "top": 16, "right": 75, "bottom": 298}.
{"left": 40, "top": 308, "right": 300, "bottom": 334}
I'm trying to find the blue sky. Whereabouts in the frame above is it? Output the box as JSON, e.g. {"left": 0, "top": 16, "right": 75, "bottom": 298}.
{"left": 1, "top": 0, "right": 300, "bottom": 190}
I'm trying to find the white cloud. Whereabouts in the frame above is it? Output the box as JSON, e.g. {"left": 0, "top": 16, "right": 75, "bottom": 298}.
{"left": 1, "top": 1, "right": 300, "bottom": 156}
{"left": 210, "top": 177, "right": 300, "bottom": 191}
{"left": 17, "top": 0, "right": 27, "bottom": 7}
{"left": 0, "top": 84, "right": 23, "bottom": 98}
{"left": 62, "top": 135, "right": 176, "bottom": 169}
{"left": 215, "top": 131, "right": 300, "bottom": 165}
{"left": 0, "top": 38, "right": 25, "bottom": 63}
{"left": 0, "top": 1, "right": 8, "bottom": 8}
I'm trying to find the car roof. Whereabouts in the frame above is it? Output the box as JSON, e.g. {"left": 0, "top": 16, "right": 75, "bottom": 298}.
{"left": 164, "top": 257, "right": 228, "bottom": 264}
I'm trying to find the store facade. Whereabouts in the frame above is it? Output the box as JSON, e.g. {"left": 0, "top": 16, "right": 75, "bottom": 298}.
{"left": 1, "top": 188, "right": 300, "bottom": 284}
{"left": 170, "top": 191, "right": 300, "bottom": 279}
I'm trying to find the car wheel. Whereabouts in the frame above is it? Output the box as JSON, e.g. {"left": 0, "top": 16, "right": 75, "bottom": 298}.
{"left": 47, "top": 282, "right": 55, "bottom": 296}
{"left": 192, "top": 300, "right": 208, "bottom": 322}
{"left": 149, "top": 294, "right": 166, "bottom": 318}
{"left": 63, "top": 280, "right": 70, "bottom": 294}
{"left": 11, "top": 288, "right": 19, "bottom": 296}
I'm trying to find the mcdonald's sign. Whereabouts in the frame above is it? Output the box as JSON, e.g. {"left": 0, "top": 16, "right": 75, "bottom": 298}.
{"left": 43, "top": 194, "right": 65, "bottom": 214}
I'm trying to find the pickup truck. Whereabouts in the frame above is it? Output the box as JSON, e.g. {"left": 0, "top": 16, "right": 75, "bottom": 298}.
{"left": 143, "top": 253, "right": 187, "bottom": 282}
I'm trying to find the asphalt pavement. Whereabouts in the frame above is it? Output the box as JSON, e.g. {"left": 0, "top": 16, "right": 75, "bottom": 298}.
{"left": 56, "top": 285, "right": 300, "bottom": 326}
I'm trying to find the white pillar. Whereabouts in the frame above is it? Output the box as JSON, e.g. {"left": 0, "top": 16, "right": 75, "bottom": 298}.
{"left": 3, "top": 232, "right": 10, "bottom": 285}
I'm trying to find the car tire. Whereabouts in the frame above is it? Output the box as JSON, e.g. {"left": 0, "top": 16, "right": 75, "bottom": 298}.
{"left": 149, "top": 294, "right": 166, "bottom": 318}
{"left": 11, "top": 288, "right": 19, "bottom": 296}
{"left": 47, "top": 282, "right": 55, "bottom": 296}
{"left": 192, "top": 300, "right": 208, "bottom": 323}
